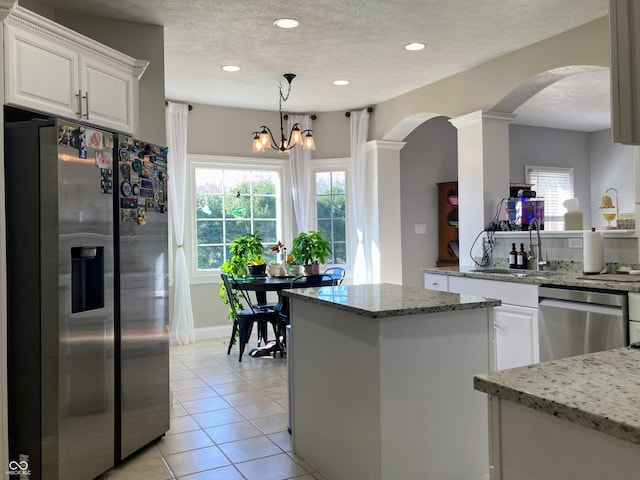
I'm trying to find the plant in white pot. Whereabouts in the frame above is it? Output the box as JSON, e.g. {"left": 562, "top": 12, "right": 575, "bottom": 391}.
{"left": 291, "top": 231, "right": 332, "bottom": 275}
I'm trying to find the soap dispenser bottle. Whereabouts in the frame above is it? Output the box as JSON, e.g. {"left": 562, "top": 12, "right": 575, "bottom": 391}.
{"left": 509, "top": 243, "right": 517, "bottom": 269}
{"left": 517, "top": 243, "right": 527, "bottom": 269}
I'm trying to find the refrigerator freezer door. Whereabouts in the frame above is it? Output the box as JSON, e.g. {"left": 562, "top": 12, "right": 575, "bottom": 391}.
{"left": 5, "top": 118, "right": 115, "bottom": 480}
{"left": 56, "top": 122, "right": 115, "bottom": 480}
{"left": 115, "top": 137, "right": 169, "bottom": 460}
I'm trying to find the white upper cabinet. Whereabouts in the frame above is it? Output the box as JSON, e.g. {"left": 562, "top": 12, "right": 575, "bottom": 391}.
{"left": 610, "top": 0, "right": 640, "bottom": 145}
{"left": 4, "top": 7, "right": 148, "bottom": 134}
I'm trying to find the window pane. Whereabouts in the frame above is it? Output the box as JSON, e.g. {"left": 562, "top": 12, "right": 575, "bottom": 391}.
{"left": 316, "top": 172, "right": 331, "bottom": 194}
{"left": 333, "top": 243, "right": 347, "bottom": 264}
{"left": 253, "top": 196, "right": 276, "bottom": 218}
{"left": 333, "top": 219, "right": 346, "bottom": 241}
{"left": 253, "top": 172, "right": 277, "bottom": 194}
{"left": 198, "top": 246, "right": 224, "bottom": 270}
{"left": 316, "top": 196, "right": 331, "bottom": 218}
{"left": 224, "top": 194, "right": 250, "bottom": 219}
{"left": 254, "top": 220, "right": 277, "bottom": 243}
{"left": 317, "top": 219, "right": 332, "bottom": 240}
{"left": 197, "top": 220, "right": 223, "bottom": 244}
{"left": 333, "top": 172, "right": 346, "bottom": 192}
{"left": 226, "top": 219, "right": 252, "bottom": 239}
{"left": 525, "top": 165, "right": 574, "bottom": 231}
{"left": 332, "top": 194, "right": 345, "bottom": 217}
{"left": 315, "top": 169, "right": 347, "bottom": 266}
{"left": 194, "top": 166, "right": 282, "bottom": 273}
{"left": 195, "top": 168, "right": 223, "bottom": 194}
{"left": 196, "top": 194, "right": 222, "bottom": 218}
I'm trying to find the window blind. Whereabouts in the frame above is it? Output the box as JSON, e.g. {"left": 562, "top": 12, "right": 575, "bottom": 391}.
{"left": 525, "top": 165, "right": 574, "bottom": 230}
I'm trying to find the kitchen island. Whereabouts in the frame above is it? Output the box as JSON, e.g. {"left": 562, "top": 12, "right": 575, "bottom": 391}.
{"left": 282, "top": 283, "right": 500, "bottom": 480}
{"left": 474, "top": 348, "right": 640, "bottom": 480}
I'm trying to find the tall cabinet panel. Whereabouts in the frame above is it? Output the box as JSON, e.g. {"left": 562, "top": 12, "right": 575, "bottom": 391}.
{"left": 436, "top": 181, "right": 459, "bottom": 267}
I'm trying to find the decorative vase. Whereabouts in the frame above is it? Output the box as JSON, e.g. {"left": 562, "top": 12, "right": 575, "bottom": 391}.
{"left": 268, "top": 264, "right": 283, "bottom": 277}
{"left": 303, "top": 264, "right": 314, "bottom": 275}
{"left": 312, "top": 263, "right": 321, "bottom": 275}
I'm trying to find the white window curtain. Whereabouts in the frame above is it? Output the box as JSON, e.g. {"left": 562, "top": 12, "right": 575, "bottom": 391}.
{"left": 166, "top": 102, "right": 195, "bottom": 345}
{"left": 349, "top": 109, "right": 369, "bottom": 284}
{"left": 288, "top": 114, "right": 313, "bottom": 233}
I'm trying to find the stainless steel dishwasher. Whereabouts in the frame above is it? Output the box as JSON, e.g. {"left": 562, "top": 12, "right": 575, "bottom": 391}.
{"left": 538, "top": 286, "right": 628, "bottom": 362}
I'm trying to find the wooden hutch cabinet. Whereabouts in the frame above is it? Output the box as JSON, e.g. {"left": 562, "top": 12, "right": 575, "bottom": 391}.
{"left": 436, "top": 181, "right": 459, "bottom": 267}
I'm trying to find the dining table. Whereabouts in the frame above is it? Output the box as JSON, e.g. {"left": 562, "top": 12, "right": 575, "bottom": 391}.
{"left": 228, "top": 273, "right": 338, "bottom": 305}
{"left": 227, "top": 273, "right": 339, "bottom": 357}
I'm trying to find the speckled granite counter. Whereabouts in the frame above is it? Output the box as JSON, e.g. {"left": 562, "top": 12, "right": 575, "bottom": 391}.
{"left": 474, "top": 347, "right": 640, "bottom": 445}
{"left": 282, "top": 282, "right": 500, "bottom": 318}
{"left": 424, "top": 265, "right": 640, "bottom": 292}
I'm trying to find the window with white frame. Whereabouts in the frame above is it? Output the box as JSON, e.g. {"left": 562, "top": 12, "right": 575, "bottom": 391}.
{"left": 194, "top": 166, "right": 283, "bottom": 271}
{"left": 315, "top": 170, "right": 347, "bottom": 264}
{"left": 525, "top": 165, "right": 574, "bottom": 231}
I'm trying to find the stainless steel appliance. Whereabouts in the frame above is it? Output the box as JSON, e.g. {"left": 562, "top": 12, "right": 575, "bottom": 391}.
{"left": 538, "top": 286, "right": 628, "bottom": 362}
{"left": 5, "top": 110, "right": 169, "bottom": 479}
{"left": 113, "top": 135, "right": 169, "bottom": 461}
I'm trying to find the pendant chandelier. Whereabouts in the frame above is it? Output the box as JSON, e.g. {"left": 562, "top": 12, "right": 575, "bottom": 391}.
{"left": 251, "top": 73, "right": 315, "bottom": 153}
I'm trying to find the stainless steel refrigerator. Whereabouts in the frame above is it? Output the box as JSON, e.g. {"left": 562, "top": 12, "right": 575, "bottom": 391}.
{"left": 113, "top": 134, "right": 169, "bottom": 461}
{"left": 5, "top": 112, "right": 169, "bottom": 480}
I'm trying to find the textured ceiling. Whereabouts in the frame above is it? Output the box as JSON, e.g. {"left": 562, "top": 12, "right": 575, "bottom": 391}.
{"left": 34, "top": 0, "right": 610, "bottom": 131}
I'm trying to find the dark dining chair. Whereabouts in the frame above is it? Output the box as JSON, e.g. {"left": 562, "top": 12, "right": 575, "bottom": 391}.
{"left": 275, "top": 274, "right": 335, "bottom": 355}
{"left": 221, "top": 273, "right": 278, "bottom": 361}
{"left": 323, "top": 267, "right": 345, "bottom": 285}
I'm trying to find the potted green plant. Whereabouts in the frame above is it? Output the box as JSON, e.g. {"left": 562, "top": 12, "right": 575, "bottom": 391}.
{"left": 291, "top": 231, "right": 332, "bottom": 275}
{"left": 222, "top": 233, "right": 266, "bottom": 276}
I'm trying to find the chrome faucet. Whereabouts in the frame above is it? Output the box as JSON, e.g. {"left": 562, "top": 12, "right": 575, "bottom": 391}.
{"left": 528, "top": 218, "right": 548, "bottom": 271}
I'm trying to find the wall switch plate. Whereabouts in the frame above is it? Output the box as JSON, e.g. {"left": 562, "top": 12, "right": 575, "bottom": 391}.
{"left": 415, "top": 223, "right": 427, "bottom": 234}
{"left": 568, "top": 238, "right": 583, "bottom": 248}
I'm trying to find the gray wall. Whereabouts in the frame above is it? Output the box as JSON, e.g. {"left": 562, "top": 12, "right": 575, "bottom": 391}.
{"left": 400, "top": 116, "right": 458, "bottom": 287}
{"left": 589, "top": 129, "right": 635, "bottom": 228}
{"left": 188, "top": 104, "right": 349, "bottom": 159}
{"left": 509, "top": 125, "right": 592, "bottom": 227}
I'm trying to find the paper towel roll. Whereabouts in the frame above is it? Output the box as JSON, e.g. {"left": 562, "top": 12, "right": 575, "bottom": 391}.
{"left": 583, "top": 228, "right": 604, "bottom": 274}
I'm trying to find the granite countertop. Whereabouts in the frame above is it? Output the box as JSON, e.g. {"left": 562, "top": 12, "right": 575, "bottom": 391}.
{"left": 474, "top": 347, "right": 640, "bottom": 445}
{"left": 423, "top": 266, "right": 640, "bottom": 292}
{"left": 282, "top": 283, "right": 500, "bottom": 318}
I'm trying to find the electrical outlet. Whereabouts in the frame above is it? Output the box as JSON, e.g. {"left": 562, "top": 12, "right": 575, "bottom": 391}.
{"left": 568, "top": 238, "right": 583, "bottom": 248}
{"left": 414, "top": 223, "right": 427, "bottom": 234}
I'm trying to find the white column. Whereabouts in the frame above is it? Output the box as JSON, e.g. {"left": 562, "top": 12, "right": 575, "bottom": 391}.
{"left": 366, "top": 140, "right": 406, "bottom": 284}
{"left": 450, "top": 111, "right": 515, "bottom": 267}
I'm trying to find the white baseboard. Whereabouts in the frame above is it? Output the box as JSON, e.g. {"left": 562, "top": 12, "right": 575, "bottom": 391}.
{"left": 195, "top": 325, "right": 232, "bottom": 341}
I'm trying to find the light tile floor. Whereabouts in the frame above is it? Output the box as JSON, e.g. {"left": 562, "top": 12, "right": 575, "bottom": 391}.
{"left": 98, "top": 337, "right": 325, "bottom": 480}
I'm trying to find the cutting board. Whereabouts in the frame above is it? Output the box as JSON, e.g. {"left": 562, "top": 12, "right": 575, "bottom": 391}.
{"left": 577, "top": 273, "right": 640, "bottom": 282}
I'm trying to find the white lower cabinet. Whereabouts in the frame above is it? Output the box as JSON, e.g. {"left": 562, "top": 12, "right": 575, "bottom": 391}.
{"left": 424, "top": 273, "right": 448, "bottom": 292}
{"left": 494, "top": 304, "right": 538, "bottom": 370}
{"left": 432, "top": 274, "right": 539, "bottom": 370}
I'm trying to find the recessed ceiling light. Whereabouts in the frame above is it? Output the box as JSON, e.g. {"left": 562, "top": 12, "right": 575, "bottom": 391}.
{"left": 221, "top": 65, "right": 240, "bottom": 72}
{"left": 333, "top": 80, "right": 350, "bottom": 86}
{"left": 273, "top": 18, "right": 300, "bottom": 29}
{"left": 404, "top": 42, "right": 426, "bottom": 51}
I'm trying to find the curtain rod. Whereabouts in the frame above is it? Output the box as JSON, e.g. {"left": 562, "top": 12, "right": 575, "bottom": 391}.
{"left": 283, "top": 114, "right": 317, "bottom": 121}
{"left": 165, "top": 100, "right": 193, "bottom": 111}
{"left": 345, "top": 106, "right": 373, "bottom": 118}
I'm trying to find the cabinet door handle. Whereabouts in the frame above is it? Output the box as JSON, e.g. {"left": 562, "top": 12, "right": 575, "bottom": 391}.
{"left": 82, "top": 91, "right": 89, "bottom": 119}
{"left": 76, "top": 89, "right": 82, "bottom": 117}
